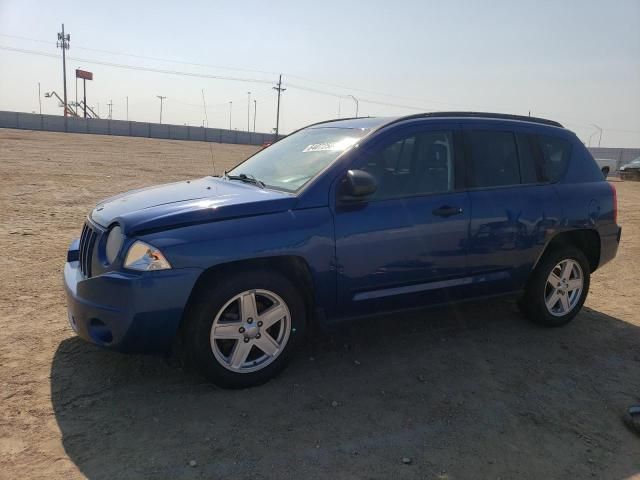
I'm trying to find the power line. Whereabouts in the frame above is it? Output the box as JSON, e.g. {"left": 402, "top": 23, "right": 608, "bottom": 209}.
{"left": 0, "top": 33, "right": 484, "bottom": 110}
{"left": 0, "top": 45, "right": 275, "bottom": 86}
{"left": 0, "top": 33, "right": 279, "bottom": 77}
{"left": 2, "top": 43, "right": 639, "bottom": 136}
{"left": 0, "top": 33, "right": 466, "bottom": 108}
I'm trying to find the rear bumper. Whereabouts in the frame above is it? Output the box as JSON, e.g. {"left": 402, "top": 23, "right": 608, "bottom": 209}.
{"left": 598, "top": 224, "right": 621, "bottom": 269}
{"left": 63, "top": 244, "right": 202, "bottom": 353}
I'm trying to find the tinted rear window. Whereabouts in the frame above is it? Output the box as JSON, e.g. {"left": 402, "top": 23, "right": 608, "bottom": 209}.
{"left": 536, "top": 135, "right": 572, "bottom": 182}
{"left": 465, "top": 130, "right": 520, "bottom": 188}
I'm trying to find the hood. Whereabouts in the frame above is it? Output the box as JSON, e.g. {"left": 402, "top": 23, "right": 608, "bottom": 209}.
{"left": 91, "top": 177, "right": 296, "bottom": 234}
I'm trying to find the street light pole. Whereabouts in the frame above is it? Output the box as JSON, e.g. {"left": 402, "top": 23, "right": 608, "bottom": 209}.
{"left": 38, "top": 82, "right": 42, "bottom": 114}
{"left": 156, "top": 95, "right": 166, "bottom": 124}
{"left": 247, "top": 91, "right": 251, "bottom": 132}
{"left": 348, "top": 95, "right": 359, "bottom": 117}
{"left": 253, "top": 99, "right": 257, "bottom": 133}
{"left": 126, "top": 96, "right": 129, "bottom": 121}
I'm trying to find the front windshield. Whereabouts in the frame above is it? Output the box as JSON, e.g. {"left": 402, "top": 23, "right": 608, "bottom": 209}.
{"left": 228, "top": 126, "right": 368, "bottom": 192}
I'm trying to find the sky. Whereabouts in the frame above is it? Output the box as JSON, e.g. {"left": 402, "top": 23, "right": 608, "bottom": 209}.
{"left": 0, "top": 0, "right": 639, "bottom": 147}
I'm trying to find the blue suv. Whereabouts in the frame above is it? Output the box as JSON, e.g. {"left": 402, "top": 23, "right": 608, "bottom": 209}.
{"left": 64, "top": 112, "right": 621, "bottom": 388}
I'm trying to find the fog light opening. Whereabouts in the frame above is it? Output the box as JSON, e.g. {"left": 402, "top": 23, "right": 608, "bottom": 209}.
{"left": 89, "top": 318, "right": 113, "bottom": 344}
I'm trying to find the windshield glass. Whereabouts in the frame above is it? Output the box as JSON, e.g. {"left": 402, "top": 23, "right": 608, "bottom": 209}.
{"left": 228, "top": 127, "right": 368, "bottom": 192}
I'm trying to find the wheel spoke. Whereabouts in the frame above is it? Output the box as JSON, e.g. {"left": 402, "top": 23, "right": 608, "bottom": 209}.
{"left": 567, "top": 278, "right": 582, "bottom": 291}
{"left": 547, "top": 272, "right": 562, "bottom": 286}
{"left": 255, "top": 333, "right": 280, "bottom": 357}
{"left": 213, "top": 323, "right": 243, "bottom": 339}
{"left": 259, "top": 304, "right": 287, "bottom": 330}
{"left": 229, "top": 340, "right": 252, "bottom": 368}
{"left": 560, "top": 261, "right": 574, "bottom": 282}
{"left": 240, "top": 292, "right": 258, "bottom": 322}
{"left": 559, "top": 293, "right": 570, "bottom": 313}
{"left": 546, "top": 290, "right": 560, "bottom": 311}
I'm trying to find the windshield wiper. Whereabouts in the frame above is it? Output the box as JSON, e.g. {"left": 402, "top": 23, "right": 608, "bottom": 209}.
{"left": 223, "top": 171, "right": 265, "bottom": 188}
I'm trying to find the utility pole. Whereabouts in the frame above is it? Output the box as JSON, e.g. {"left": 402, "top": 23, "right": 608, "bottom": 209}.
{"left": 273, "top": 74, "right": 286, "bottom": 138}
{"left": 338, "top": 98, "right": 341, "bottom": 118}
{"left": 253, "top": 99, "right": 257, "bottom": 133}
{"left": 126, "top": 96, "right": 129, "bottom": 121}
{"left": 229, "top": 101, "right": 233, "bottom": 130}
{"left": 592, "top": 124, "right": 603, "bottom": 147}
{"left": 247, "top": 91, "right": 251, "bottom": 132}
{"left": 38, "top": 82, "right": 42, "bottom": 114}
{"left": 156, "top": 95, "right": 166, "bottom": 124}
{"left": 56, "top": 24, "right": 70, "bottom": 116}
{"left": 107, "top": 99, "right": 113, "bottom": 120}
{"left": 348, "top": 95, "right": 359, "bottom": 118}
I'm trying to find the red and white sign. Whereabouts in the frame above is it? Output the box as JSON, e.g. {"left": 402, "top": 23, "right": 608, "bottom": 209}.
{"left": 75, "top": 69, "right": 93, "bottom": 81}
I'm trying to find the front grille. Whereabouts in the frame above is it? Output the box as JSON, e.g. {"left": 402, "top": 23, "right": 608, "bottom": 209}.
{"left": 79, "top": 221, "right": 98, "bottom": 277}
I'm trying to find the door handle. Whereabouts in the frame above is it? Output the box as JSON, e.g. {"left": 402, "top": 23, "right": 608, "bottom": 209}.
{"left": 432, "top": 205, "right": 463, "bottom": 217}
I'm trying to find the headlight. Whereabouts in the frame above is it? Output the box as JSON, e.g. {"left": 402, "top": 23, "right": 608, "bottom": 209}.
{"left": 124, "top": 241, "right": 172, "bottom": 271}
{"left": 105, "top": 225, "right": 124, "bottom": 264}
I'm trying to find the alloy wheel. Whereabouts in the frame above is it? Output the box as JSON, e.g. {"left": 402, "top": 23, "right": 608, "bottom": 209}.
{"left": 209, "top": 289, "right": 291, "bottom": 373}
{"left": 544, "top": 259, "right": 584, "bottom": 317}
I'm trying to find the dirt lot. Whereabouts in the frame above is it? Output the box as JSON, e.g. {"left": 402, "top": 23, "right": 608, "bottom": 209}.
{"left": 0, "top": 129, "right": 638, "bottom": 480}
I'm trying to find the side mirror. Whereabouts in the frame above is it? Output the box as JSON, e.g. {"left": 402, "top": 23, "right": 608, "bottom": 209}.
{"left": 338, "top": 169, "right": 377, "bottom": 202}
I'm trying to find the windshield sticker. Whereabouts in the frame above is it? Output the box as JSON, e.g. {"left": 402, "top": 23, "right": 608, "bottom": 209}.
{"left": 302, "top": 137, "right": 358, "bottom": 153}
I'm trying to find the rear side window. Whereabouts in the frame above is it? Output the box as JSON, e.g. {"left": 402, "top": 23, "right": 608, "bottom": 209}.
{"left": 536, "top": 135, "right": 572, "bottom": 182}
{"left": 465, "top": 130, "right": 520, "bottom": 188}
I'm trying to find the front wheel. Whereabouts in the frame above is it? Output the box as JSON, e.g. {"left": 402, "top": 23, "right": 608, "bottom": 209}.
{"left": 185, "top": 270, "right": 306, "bottom": 388}
{"left": 520, "top": 247, "right": 590, "bottom": 327}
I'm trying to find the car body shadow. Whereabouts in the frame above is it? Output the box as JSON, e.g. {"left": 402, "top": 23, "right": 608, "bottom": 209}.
{"left": 51, "top": 300, "right": 640, "bottom": 479}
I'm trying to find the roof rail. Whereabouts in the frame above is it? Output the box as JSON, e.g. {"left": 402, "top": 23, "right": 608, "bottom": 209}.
{"left": 407, "top": 111, "right": 563, "bottom": 128}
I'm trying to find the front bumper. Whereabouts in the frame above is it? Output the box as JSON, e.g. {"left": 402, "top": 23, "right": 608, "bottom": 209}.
{"left": 64, "top": 241, "right": 202, "bottom": 353}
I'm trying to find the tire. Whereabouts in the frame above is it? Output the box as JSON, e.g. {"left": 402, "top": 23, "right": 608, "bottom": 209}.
{"left": 520, "top": 247, "right": 590, "bottom": 327}
{"left": 601, "top": 166, "right": 610, "bottom": 178}
{"left": 184, "top": 269, "right": 307, "bottom": 388}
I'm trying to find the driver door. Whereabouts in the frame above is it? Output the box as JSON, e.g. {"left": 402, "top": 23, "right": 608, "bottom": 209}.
{"left": 332, "top": 123, "right": 471, "bottom": 316}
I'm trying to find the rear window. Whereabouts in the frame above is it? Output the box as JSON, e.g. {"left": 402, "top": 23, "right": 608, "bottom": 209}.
{"left": 465, "top": 130, "right": 520, "bottom": 188}
{"left": 536, "top": 135, "right": 572, "bottom": 182}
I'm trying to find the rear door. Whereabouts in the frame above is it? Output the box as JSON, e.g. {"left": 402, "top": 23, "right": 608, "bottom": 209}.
{"left": 333, "top": 122, "right": 471, "bottom": 316}
{"left": 463, "top": 124, "right": 562, "bottom": 294}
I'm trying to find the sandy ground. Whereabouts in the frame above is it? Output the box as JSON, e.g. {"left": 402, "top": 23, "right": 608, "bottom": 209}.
{"left": 0, "top": 129, "right": 638, "bottom": 480}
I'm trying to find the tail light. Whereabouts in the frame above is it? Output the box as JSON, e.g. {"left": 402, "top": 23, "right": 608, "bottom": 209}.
{"left": 610, "top": 182, "right": 618, "bottom": 224}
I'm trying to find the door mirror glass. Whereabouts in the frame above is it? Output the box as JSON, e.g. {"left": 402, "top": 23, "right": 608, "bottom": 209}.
{"left": 339, "top": 169, "right": 377, "bottom": 201}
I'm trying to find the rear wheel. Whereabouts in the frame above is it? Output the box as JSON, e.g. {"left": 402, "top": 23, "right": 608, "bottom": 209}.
{"left": 185, "top": 270, "right": 306, "bottom": 388}
{"left": 520, "top": 247, "right": 590, "bottom": 327}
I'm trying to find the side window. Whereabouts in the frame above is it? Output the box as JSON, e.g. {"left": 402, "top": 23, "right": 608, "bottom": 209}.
{"left": 465, "top": 130, "right": 520, "bottom": 188}
{"left": 515, "top": 133, "right": 538, "bottom": 184}
{"left": 536, "top": 135, "right": 572, "bottom": 182}
{"left": 364, "top": 131, "right": 455, "bottom": 200}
